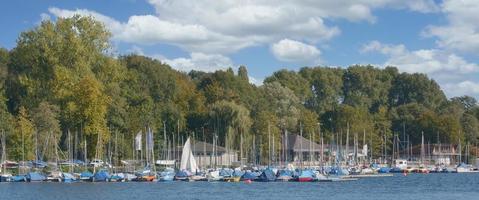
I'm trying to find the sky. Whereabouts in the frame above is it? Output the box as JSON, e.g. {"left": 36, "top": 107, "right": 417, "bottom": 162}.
{"left": 1, "top": 0, "right": 479, "bottom": 99}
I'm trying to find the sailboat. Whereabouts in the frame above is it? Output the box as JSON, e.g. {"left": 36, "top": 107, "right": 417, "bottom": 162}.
{"left": 133, "top": 128, "right": 156, "bottom": 182}
{"left": 0, "top": 130, "right": 12, "bottom": 182}
{"left": 157, "top": 122, "right": 176, "bottom": 182}
{"left": 175, "top": 137, "right": 200, "bottom": 181}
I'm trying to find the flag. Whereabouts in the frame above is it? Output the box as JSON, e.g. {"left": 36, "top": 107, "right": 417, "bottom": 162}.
{"left": 135, "top": 131, "right": 142, "bottom": 151}
{"left": 362, "top": 144, "right": 368, "bottom": 156}
{"left": 147, "top": 128, "right": 154, "bottom": 151}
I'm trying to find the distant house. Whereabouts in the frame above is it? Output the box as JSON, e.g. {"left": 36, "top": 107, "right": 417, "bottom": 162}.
{"left": 402, "top": 144, "right": 460, "bottom": 166}
{"left": 431, "top": 144, "right": 459, "bottom": 165}
{"left": 189, "top": 141, "right": 238, "bottom": 168}
{"left": 159, "top": 140, "right": 238, "bottom": 168}
{"left": 284, "top": 134, "right": 324, "bottom": 166}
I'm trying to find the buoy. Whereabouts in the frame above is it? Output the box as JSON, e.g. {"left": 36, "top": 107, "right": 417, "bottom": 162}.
{"left": 244, "top": 179, "right": 252, "bottom": 184}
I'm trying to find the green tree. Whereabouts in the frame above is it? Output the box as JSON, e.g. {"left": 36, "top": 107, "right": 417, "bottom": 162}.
{"left": 265, "top": 69, "right": 311, "bottom": 102}
{"left": 238, "top": 65, "right": 249, "bottom": 82}
{"left": 342, "top": 65, "right": 393, "bottom": 111}
{"left": 252, "top": 111, "right": 280, "bottom": 164}
{"left": 31, "top": 101, "right": 61, "bottom": 161}
{"left": 9, "top": 107, "right": 35, "bottom": 161}
{"left": 389, "top": 73, "right": 446, "bottom": 109}
{"left": 300, "top": 67, "right": 344, "bottom": 116}
{"left": 73, "top": 75, "right": 110, "bottom": 158}
{"left": 261, "top": 82, "right": 300, "bottom": 130}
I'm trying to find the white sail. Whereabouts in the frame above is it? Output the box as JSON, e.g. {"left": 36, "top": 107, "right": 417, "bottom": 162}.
{"left": 135, "top": 131, "right": 142, "bottom": 151}
{"left": 180, "top": 137, "right": 198, "bottom": 173}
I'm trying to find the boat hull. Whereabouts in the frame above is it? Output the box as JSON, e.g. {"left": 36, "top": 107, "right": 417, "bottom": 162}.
{"left": 298, "top": 177, "right": 313, "bottom": 182}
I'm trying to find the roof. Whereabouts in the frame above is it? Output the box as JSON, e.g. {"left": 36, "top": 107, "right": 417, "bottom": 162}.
{"left": 191, "top": 141, "right": 228, "bottom": 154}
{"left": 175, "top": 140, "right": 230, "bottom": 154}
{"left": 286, "top": 134, "right": 323, "bottom": 152}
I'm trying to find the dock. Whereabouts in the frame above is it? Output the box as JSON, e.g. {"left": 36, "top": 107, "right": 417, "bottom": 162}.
{"left": 345, "top": 174, "right": 394, "bottom": 178}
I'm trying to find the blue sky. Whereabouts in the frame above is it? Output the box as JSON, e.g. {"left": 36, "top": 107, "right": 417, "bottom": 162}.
{"left": 1, "top": 0, "right": 479, "bottom": 99}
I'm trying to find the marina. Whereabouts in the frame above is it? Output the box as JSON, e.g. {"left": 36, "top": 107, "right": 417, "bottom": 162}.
{"left": 1, "top": 1, "right": 479, "bottom": 199}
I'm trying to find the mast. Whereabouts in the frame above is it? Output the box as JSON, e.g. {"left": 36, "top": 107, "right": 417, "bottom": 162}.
{"left": 54, "top": 132, "right": 59, "bottom": 171}
{"left": 240, "top": 129, "right": 243, "bottom": 167}
{"left": 202, "top": 127, "right": 205, "bottom": 168}
{"left": 68, "top": 130, "right": 72, "bottom": 173}
{"left": 2, "top": 130, "right": 6, "bottom": 174}
{"left": 114, "top": 130, "right": 118, "bottom": 173}
{"left": 177, "top": 120, "right": 180, "bottom": 165}
{"left": 151, "top": 127, "right": 156, "bottom": 173}
{"left": 300, "top": 122, "right": 303, "bottom": 168}
{"left": 319, "top": 123, "right": 323, "bottom": 169}
{"left": 421, "top": 131, "right": 425, "bottom": 165}
{"left": 84, "top": 137, "right": 87, "bottom": 169}
{"left": 285, "top": 129, "right": 288, "bottom": 166}
{"left": 253, "top": 134, "right": 256, "bottom": 166}
{"left": 345, "top": 122, "right": 349, "bottom": 166}
{"left": 35, "top": 130, "right": 38, "bottom": 163}
{"left": 163, "top": 121, "right": 167, "bottom": 160}
{"left": 459, "top": 137, "right": 462, "bottom": 164}
{"left": 309, "top": 128, "right": 314, "bottom": 168}
{"left": 272, "top": 127, "right": 275, "bottom": 166}
{"left": 22, "top": 128, "right": 24, "bottom": 170}
{"left": 214, "top": 133, "right": 218, "bottom": 168}
{"left": 268, "top": 122, "right": 271, "bottom": 166}
{"left": 144, "top": 126, "right": 148, "bottom": 167}
{"left": 363, "top": 129, "right": 366, "bottom": 165}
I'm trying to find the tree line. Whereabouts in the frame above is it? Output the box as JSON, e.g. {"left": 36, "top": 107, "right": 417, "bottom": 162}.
{"left": 0, "top": 16, "right": 478, "bottom": 164}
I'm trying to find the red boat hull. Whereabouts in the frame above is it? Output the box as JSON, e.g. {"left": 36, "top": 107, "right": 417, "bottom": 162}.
{"left": 298, "top": 177, "right": 313, "bottom": 182}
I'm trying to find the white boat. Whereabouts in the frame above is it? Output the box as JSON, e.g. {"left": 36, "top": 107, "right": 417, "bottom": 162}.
{"left": 207, "top": 170, "right": 223, "bottom": 182}
{"left": 456, "top": 163, "right": 475, "bottom": 173}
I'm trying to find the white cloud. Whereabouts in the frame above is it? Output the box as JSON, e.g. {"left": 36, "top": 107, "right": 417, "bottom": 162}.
{"left": 40, "top": 13, "right": 51, "bottom": 21}
{"left": 362, "top": 41, "right": 479, "bottom": 98}
{"left": 48, "top": 0, "right": 439, "bottom": 55}
{"left": 49, "top": 7, "right": 124, "bottom": 34}
{"left": 443, "top": 81, "right": 479, "bottom": 98}
{"left": 249, "top": 76, "right": 264, "bottom": 86}
{"left": 423, "top": 0, "right": 479, "bottom": 54}
{"left": 271, "top": 39, "right": 321, "bottom": 64}
{"left": 161, "top": 52, "right": 233, "bottom": 73}
{"left": 361, "top": 41, "right": 479, "bottom": 74}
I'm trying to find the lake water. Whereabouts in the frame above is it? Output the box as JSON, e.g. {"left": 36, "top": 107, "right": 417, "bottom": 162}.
{"left": 1, "top": 173, "right": 478, "bottom": 200}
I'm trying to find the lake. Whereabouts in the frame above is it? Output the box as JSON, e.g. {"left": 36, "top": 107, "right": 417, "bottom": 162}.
{"left": 0, "top": 173, "right": 478, "bottom": 200}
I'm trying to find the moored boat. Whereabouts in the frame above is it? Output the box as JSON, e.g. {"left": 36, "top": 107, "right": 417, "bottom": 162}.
{"left": 175, "top": 170, "right": 192, "bottom": 181}
{"left": 296, "top": 169, "right": 314, "bottom": 182}
{"left": 80, "top": 171, "right": 94, "bottom": 181}
{"left": 62, "top": 172, "right": 78, "bottom": 183}
{"left": 26, "top": 172, "right": 46, "bottom": 182}
{"left": 92, "top": 170, "right": 110, "bottom": 182}
{"left": 240, "top": 171, "right": 258, "bottom": 181}
{"left": 257, "top": 168, "right": 276, "bottom": 182}
{"left": 207, "top": 170, "right": 223, "bottom": 182}
{"left": 11, "top": 174, "right": 27, "bottom": 182}
{"left": 109, "top": 173, "right": 125, "bottom": 182}
{"left": 276, "top": 169, "right": 293, "bottom": 182}
{"left": 158, "top": 168, "right": 175, "bottom": 182}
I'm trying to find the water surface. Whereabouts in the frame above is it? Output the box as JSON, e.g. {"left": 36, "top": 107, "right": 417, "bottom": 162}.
{"left": 1, "top": 173, "right": 478, "bottom": 200}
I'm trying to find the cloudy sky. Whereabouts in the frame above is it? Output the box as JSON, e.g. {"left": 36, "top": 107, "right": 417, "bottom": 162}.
{"left": 1, "top": 0, "right": 479, "bottom": 98}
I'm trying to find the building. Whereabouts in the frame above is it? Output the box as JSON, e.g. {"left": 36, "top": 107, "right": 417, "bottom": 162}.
{"left": 157, "top": 140, "right": 238, "bottom": 168}
{"left": 284, "top": 134, "right": 325, "bottom": 166}
{"left": 401, "top": 144, "right": 460, "bottom": 166}
{"left": 189, "top": 141, "right": 238, "bottom": 168}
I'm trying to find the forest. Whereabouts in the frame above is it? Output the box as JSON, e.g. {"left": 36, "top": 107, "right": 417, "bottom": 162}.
{"left": 0, "top": 16, "right": 478, "bottom": 165}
